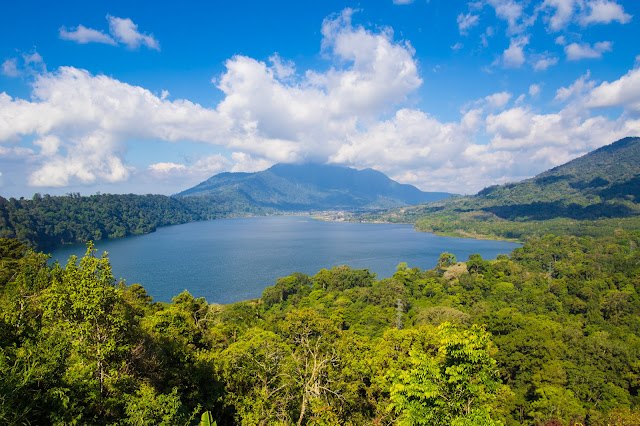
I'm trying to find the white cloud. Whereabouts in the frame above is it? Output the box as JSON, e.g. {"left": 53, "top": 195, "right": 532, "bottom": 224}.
{"left": 480, "top": 26, "right": 495, "bottom": 47}
{"left": 529, "top": 84, "right": 541, "bottom": 97}
{"left": 393, "top": 0, "right": 415, "bottom": 4}
{"left": 148, "top": 162, "right": 187, "bottom": 174}
{"left": 231, "top": 152, "right": 275, "bottom": 173}
{"left": 59, "top": 16, "right": 159, "bottom": 50}
{"left": 587, "top": 67, "right": 640, "bottom": 113}
{"left": 451, "top": 42, "right": 464, "bottom": 50}
{"left": 565, "top": 41, "right": 612, "bottom": 60}
{"left": 27, "top": 131, "right": 132, "bottom": 187}
{"left": 485, "top": 91, "right": 512, "bottom": 108}
{"left": 457, "top": 13, "right": 480, "bottom": 34}
{"left": 502, "top": 36, "right": 529, "bottom": 68}
{"left": 2, "top": 8, "right": 640, "bottom": 195}
{"left": 33, "top": 135, "right": 61, "bottom": 157}
{"left": 59, "top": 24, "right": 116, "bottom": 45}
{"left": 485, "top": 105, "right": 638, "bottom": 158}
{"left": 107, "top": 15, "right": 160, "bottom": 50}
{"left": 533, "top": 54, "right": 558, "bottom": 71}
{"left": 1, "top": 9, "right": 423, "bottom": 189}
{"left": 148, "top": 155, "right": 232, "bottom": 177}
{"left": 555, "top": 72, "right": 595, "bottom": 101}
{"left": 579, "top": 0, "right": 632, "bottom": 25}
{"left": 486, "top": 0, "right": 533, "bottom": 35}
{"left": 0, "top": 67, "right": 231, "bottom": 186}
{"left": 1, "top": 58, "right": 19, "bottom": 77}
{"left": 1, "top": 51, "right": 46, "bottom": 77}
{"left": 539, "top": 0, "right": 630, "bottom": 30}
{"left": 540, "top": 0, "right": 577, "bottom": 31}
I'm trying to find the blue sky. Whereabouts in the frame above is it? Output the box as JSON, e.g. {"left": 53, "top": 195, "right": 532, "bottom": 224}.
{"left": 1, "top": 0, "right": 639, "bottom": 197}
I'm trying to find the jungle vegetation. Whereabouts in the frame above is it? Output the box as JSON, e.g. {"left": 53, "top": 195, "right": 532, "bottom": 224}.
{"left": 1, "top": 227, "right": 639, "bottom": 425}
{"left": 0, "top": 192, "right": 266, "bottom": 251}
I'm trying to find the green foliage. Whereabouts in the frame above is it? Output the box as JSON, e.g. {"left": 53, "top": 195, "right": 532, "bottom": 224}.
{"left": 124, "top": 383, "right": 188, "bottom": 426}
{"left": 389, "top": 323, "right": 502, "bottom": 425}
{"left": 2, "top": 220, "right": 640, "bottom": 424}
{"left": 0, "top": 192, "right": 263, "bottom": 251}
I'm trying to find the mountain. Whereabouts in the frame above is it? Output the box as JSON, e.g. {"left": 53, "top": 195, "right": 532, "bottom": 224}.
{"left": 473, "top": 136, "right": 640, "bottom": 219}
{"left": 362, "top": 137, "right": 640, "bottom": 240}
{"left": 176, "top": 163, "right": 453, "bottom": 210}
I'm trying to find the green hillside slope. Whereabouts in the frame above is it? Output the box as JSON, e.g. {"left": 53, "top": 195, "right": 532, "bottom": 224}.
{"left": 359, "top": 137, "right": 640, "bottom": 240}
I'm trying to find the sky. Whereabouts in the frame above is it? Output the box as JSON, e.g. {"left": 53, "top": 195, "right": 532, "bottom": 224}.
{"left": 1, "top": 0, "right": 639, "bottom": 198}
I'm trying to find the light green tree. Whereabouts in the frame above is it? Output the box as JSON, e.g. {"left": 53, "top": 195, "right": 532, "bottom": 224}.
{"left": 389, "top": 323, "right": 503, "bottom": 425}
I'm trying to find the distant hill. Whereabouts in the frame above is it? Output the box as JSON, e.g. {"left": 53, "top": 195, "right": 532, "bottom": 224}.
{"left": 361, "top": 137, "right": 640, "bottom": 240}
{"left": 473, "top": 136, "right": 640, "bottom": 220}
{"left": 176, "top": 163, "right": 453, "bottom": 211}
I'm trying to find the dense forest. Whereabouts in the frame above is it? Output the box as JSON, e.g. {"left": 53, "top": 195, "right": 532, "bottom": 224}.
{"left": 0, "top": 192, "right": 266, "bottom": 251}
{"left": 1, "top": 225, "right": 639, "bottom": 425}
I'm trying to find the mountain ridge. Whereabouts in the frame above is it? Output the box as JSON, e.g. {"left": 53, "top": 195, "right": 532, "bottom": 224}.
{"left": 176, "top": 163, "right": 453, "bottom": 211}
{"left": 358, "top": 136, "right": 640, "bottom": 240}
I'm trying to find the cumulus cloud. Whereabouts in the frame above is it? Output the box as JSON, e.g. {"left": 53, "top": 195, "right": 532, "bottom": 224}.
{"left": 59, "top": 24, "right": 116, "bottom": 45}
{"left": 486, "top": 0, "right": 529, "bottom": 34}
{"left": 59, "top": 15, "right": 159, "bottom": 50}
{"left": 148, "top": 154, "right": 231, "bottom": 177}
{"left": 107, "top": 16, "right": 160, "bottom": 50}
{"left": 0, "top": 67, "right": 231, "bottom": 186}
{"left": 486, "top": 104, "right": 639, "bottom": 157}
{"left": 148, "top": 162, "right": 187, "bottom": 174}
{"left": 539, "top": 0, "right": 631, "bottom": 30}
{"left": 2, "top": 8, "right": 640, "bottom": 195}
{"left": 555, "top": 72, "right": 595, "bottom": 101}
{"left": 540, "top": 0, "right": 577, "bottom": 31}
{"left": 587, "top": 67, "right": 640, "bottom": 113}
{"left": 565, "top": 41, "right": 612, "bottom": 60}
{"left": 27, "top": 131, "right": 132, "bottom": 187}
{"left": 502, "top": 36, "right": 529, "bottom": 67}
{"left": 579, "top": 0, "right": 632, "bottom": 25}
{"left": 485, "top": 91, "right": 512, "bottom": 108}
{"left": 1, "top": 9, "right": 423, "bottom": 189}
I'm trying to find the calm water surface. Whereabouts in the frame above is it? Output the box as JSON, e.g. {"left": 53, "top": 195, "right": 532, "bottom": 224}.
{"left": 49, "top": 216, "right": 521, "bottom": 304}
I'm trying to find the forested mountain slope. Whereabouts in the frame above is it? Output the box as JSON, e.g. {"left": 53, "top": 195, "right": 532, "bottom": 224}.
{"left": 176, "top": 163, "right": 452, "bottom": 210}
{"left": 362, "top": 137, "right": 640, "bottom": 240}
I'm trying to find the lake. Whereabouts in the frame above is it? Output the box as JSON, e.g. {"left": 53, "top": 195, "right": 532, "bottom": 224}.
{"left": 49, "top": 216, "right": 521, "bottom": 304}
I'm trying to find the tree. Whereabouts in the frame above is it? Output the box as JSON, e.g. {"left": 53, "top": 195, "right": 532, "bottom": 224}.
{"left": 437, "top": 252, "right": 457, "bottom": 272}
{"left": 41, "top": 242, "right": 131, "bottom": 420}
{"left": 389, "top": 323, "right": 503, "bottom": 425}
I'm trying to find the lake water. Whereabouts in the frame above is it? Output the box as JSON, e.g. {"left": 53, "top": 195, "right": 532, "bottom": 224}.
{"left": 49, "top": 216, "right": 521, "bottom": 304}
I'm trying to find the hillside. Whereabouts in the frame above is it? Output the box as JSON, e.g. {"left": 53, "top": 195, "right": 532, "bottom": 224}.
{"left": 176, "top": 163, "right": 452, "bottom": 210}
{"left": 0, "top": 192, "right": 264, "bottom": 251}
{"left": 359, "top": 137, "right": 640, "bottom": 239}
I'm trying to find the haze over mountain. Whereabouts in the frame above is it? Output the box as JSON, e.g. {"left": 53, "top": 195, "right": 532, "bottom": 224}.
{"left": 176, "top": 163, "right": 452, "bottom": 211}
